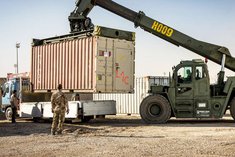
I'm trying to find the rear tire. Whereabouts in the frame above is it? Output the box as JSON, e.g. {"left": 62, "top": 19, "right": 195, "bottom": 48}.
{"left": 230, "top": 98, "right": 235, "bottom": 120}
{"left": 140, "top": 95, "right": 171, "bottom": 124}
{"left": 33, "top": 117, "right": 44, "bottom": 123}
{"left": 81, "top": 116, "right": 93, "bottom": 122}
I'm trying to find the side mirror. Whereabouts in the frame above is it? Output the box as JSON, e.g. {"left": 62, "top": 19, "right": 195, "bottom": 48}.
{"left": 0, "top": 88, "right": 5, "bottom": 97}
{"left": 1, "top": 82, "right": 9, "bottom": 98}
{"left": 2, "top": 91, "right": 6, "bottom": 97}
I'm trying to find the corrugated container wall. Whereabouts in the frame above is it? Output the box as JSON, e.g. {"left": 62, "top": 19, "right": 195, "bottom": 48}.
{"left": 93, "top": 76, "right": 169, "bottom": 114}
{"left": 31, "top": 26, "right": 135, "bottom": 93}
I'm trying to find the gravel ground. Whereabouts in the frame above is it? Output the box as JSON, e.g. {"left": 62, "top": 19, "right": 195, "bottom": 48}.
{"left": 1, "top": 116, "right": 235, "bottom": 157}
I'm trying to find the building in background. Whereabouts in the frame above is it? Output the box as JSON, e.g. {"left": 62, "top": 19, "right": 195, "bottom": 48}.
{"left": 93, "top": 76, "right": 169, "bottom": 115}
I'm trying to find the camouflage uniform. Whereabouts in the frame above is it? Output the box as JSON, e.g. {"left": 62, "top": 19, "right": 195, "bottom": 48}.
{"left": 51, "top": 89, "right": 69, "bottom": 135}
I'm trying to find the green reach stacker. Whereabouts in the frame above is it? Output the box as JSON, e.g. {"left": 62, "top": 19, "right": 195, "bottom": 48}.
{"left": 68, "top": 0, "right": 235, "bottom": 123}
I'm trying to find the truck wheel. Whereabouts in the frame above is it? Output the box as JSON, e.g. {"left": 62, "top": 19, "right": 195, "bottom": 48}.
{"left": 33, "top": 117, "right": 44, "bottom": 123}
{"left": 230, "top": 98, "right": 235, "bottom": 120}
{"left": 5, "top": 107, "right": 12, "bottom": 120}
{"left": 140, "top": 95, "right": 171, "bottom": 124}
{"left": 82, "top": 116, "right": 93, "bottom": 122}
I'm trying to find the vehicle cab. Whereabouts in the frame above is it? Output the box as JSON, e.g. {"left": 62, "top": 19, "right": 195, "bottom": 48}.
{"left": 1, "top": 73, "right": 30, "bottom": 119}
{"left": 170, "top": 59, "right": 211, "bottom": 118}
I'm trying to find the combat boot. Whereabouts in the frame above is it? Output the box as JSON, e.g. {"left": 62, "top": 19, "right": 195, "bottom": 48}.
{"left": 51, "top": 131, "right": 56, "bottom": 135}
{"left": 57, "top": 130, "right": 62, "bottom": 135}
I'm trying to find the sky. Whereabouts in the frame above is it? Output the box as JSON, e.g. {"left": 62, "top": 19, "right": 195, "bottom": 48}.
{"left": 0, "top": 0, "right": 234, "bottom": 83}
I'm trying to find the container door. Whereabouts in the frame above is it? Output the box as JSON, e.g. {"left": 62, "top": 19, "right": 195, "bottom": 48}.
{"left": 115, "top": 48, "right": 133, "bottom": 91}
{"left": 96, "top": 38, "right": 114, "bottom": 92}
{"left": 96, "top": 37, "right": 134, "bottom": 93}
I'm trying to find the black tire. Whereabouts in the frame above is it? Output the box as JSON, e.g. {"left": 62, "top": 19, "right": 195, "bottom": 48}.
{"left": 33, "top": 117, "right": 44, "bottom": 123}
{"left": 5, "top": 107, "right": 12, "bottom": 121}
{"left": 230, "top": 97, "right": 235, "bottom": 120}
{"left": 81, "top": 116, "right": 93, "bottom": 122}
{"left": 140, "top": 95, "right": 171, "bottom": 124}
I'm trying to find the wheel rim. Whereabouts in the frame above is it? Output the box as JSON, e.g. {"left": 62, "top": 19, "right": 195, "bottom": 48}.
{"left": 149, "top": 103, "right": 162, "bottom": 116}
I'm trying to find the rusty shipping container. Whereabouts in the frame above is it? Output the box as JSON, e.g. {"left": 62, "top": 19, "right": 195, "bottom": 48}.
{"left": 31, "top": 26, "right": 135, "bottom": 93}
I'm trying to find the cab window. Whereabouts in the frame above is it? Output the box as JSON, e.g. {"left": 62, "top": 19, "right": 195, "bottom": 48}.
{"left": 22, "top": 78, "right": 30, "bottom": 91}
{"left": 177, "top": 66, "right": 192, "bottom": 83}
{"left": 195, "top": 66, "right": 206, "bottom": 80}
{"left": 1, "top": 83, "right": 9, "bottom": 97}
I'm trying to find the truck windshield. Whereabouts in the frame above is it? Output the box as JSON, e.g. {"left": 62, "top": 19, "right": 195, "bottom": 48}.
{"left": 22, "top": 78, "right": 30, "bottom": 92}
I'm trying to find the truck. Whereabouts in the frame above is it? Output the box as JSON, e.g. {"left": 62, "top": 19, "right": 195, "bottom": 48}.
{"left": 1, "top": 72, "right": 116, "bottom": 122}
{"left": 69, "top": 0, "right": 235, "bottom": 123}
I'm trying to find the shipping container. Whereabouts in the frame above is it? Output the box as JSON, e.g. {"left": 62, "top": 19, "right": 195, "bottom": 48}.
{"left": 31, "top": 26, "right": 135, "bottom": 93}
{"left": 93, "top": 76, "right": 169, "bottom": 114}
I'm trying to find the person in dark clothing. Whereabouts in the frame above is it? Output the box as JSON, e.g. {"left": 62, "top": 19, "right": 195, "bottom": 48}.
{"left": 10, "top": 90, "right": 19, "bottom": 123}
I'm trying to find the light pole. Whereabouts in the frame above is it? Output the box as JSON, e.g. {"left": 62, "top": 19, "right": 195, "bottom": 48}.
{"left": 16, "top": 43, "right": 20, "bottom": 74}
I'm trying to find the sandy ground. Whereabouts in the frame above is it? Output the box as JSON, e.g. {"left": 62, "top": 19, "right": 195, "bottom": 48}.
{"left": 1, "top": 115, "right": 235, "bottom": 157}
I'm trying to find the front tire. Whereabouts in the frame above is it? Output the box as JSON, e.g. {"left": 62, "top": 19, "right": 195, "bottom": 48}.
{"left": 81, "top": 116, "right": 93, "bottom": 122}
{"left": 5, "top": 107, "right": 12, "bottom": 120}
{"left": 230, "top": 97, "right": 235, "bottom": 120}
{"left": 140, "top": 95, "right": 171, "bottom": 124}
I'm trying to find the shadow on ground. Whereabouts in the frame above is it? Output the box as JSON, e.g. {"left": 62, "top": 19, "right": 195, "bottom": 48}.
{"left": 75, "top": 116, "right": 235, "bottom": 128}
{"left": 0, "top": 116, "right": 235, "bottom": 137}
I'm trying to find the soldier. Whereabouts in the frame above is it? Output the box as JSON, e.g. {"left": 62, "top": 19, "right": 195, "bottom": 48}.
{"left": 10, "top": 90, "right": 19, "bottom": 123}
{"left": 51, "top": 84, "right": 69, "bottom": 135}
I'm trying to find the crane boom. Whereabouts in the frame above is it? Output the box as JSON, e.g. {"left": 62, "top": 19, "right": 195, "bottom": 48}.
{"left": 69, "top": 0, "right": 235, "bottom": 72}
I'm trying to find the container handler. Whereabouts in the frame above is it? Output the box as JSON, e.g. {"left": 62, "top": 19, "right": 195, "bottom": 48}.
{"left": 69, "top": 0, "right": 235, "bottom": 123}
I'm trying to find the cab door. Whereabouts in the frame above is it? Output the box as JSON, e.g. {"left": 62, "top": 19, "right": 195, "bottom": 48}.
{"left": 194, "top": 65, "right": 211, "bottom": 117}
{"left": 175, "top": 65, "right": 194, "bottom": 117}
{"left": 2, "top": 82, "right": 11, "bottom": 106}
{"left": 2, "top": 79, "right": 19, "bottom": 106}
